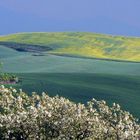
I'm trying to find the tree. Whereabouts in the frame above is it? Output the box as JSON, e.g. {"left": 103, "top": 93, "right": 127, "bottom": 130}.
{"left": 0, "top": 62, "right": 18, "bottom": 83}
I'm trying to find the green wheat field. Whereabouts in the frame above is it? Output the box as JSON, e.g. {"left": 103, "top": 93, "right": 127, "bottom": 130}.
{"left": 0, "top": 32, "right": 140, "bottom": 118}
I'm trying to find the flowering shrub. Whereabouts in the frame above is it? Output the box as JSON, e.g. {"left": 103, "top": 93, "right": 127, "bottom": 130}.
{"left": 0, "top": 85, "right": 140, "bottom": 140}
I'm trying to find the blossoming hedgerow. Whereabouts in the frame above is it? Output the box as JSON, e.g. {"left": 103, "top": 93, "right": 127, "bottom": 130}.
{"left": 0, "top": 85, "right": 140, "bottom": 140}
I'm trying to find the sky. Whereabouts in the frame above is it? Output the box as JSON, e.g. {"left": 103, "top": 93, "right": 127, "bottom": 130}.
{"left": 0, "top": 0, "right": 140, "bottom": 36}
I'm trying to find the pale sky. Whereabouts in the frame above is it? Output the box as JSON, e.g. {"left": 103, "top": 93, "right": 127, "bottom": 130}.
{"left": 0, "top": 0, "right": 140, "bottom": 36}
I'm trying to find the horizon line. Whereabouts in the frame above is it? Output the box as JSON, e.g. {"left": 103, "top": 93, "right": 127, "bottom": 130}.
{"left": 0, "top": 31, "right": 140, "bottom": 39}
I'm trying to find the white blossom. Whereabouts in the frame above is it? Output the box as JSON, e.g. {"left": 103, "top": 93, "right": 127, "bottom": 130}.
{"left": 0, "top": 86, "right": 139, "bottom": 139}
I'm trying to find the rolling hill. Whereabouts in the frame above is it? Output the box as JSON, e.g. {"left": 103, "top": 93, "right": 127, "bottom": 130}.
{"left": 0, "top": 32, "right": 140, "bottom": 62}
{"left": 0, "top": 32, "right": 140, "bottom": 118}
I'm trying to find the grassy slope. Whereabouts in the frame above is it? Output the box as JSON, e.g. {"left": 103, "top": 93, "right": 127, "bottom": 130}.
{"left": 0, "top": 45, "right": 28, "bottom": 59}
{"left": 1, "top": 49, "right": 139, "bottom": 75}
{"left": 12, "top": 73, "right": 140, "bottom": 118}
{"left": 0, "top": 32, "right": 140, "bottom": 61}
{"left": 1, "top": 46, "right": 140, "bottom": 118}
{"left": 0, "top": 32, "right": 140, "bottom": 118}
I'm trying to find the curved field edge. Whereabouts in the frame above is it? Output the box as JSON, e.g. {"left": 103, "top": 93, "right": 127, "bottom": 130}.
{"left": 0, "top": 32, "right": 140, "bottom": 62}
{"left": 1, "top": 52, "right": 140, "bottom": 75}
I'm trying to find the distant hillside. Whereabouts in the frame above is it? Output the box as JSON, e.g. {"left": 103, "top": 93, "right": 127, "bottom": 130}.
{"left": 0, "top": 32, "right": 140, "bottom": 62}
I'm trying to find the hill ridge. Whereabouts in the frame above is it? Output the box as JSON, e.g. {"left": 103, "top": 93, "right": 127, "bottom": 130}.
{"left": 0, "top": 32, "right": 140, "bottom": 62}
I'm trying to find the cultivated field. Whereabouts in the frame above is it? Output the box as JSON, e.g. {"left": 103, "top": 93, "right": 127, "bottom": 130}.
{"left": 0, "top": 32, "right": 140, "bottom": 118}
